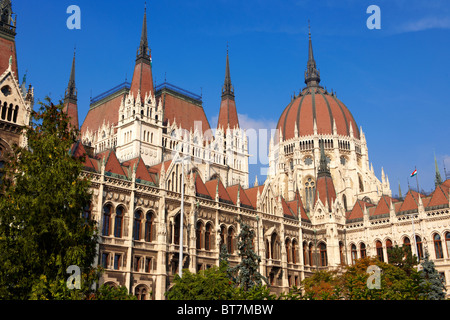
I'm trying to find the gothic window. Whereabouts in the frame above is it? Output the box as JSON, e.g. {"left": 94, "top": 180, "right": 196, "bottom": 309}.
{"left": 82, "top": 203, "right": 92, "bottom": 222}
{"left": 292, "top": 240, "right": 298, "bottom": 264}
{"left": 134, "top": 285, "right": 149, "bottom": 300}
{"left": 360, "top": 243, "right": 367, "bottom": 259}
{"left": 285, "top": 239, "right": 291, "bottom": 263}
{"left": 102, "top": 204, "right": 112, "bottom": 236}
{"left": 196, "top": 221, "right": 204, "bottom": 250}
{"left": 416, "top": 235, "right": 424, "bottom": 259}
{"left": 351, "top": 244, "right": 357, "bottom": 264}
{"left": 386, "top": 239, "right": 393, "bottom": 262}
{"left": 434, "top": 233, "right": 443, "bottom": 259}
{"left": 342, "top": 194, "right": 348, "bottom": 212}
{"left": 205, "top": 223, "right": 212, "bottom": 251}
{"left": 101, "top": 252, "right": 110, "bottom": 269}
{"left": 133, "top": 210, "right": 143, "bottom": 241}
{"left": 227, "top": 227, "right": 235, "bottom": 254}
{"left": 113, "top": 254, "right": 122, "bottom": 270}
{"left": 308, "top": 242, "right": 313, "bottom": 266}
{"left": 376, "top": 241, "right": 384, "bottom": 262}
{"left": 446, "top": 233, "right": 450, "bottom": 258}
{"left": 145, "top": 212, "right": 155, "bottom": 242}
{"left": 319, "top": 243, "right": 327, "bottom": 267}
{"left": 174, "top": 214, "right": 180, "bottom": 245}
{"left": 114, "top": 206, "right": 124, "bottom": 238}
{"left": 340, "top": 156, "right": 347, "bottom": 166}
{"left": 305, "top": 178, "right": 315, "bottom": 209}
{"left": 339, "top": 242, "right": 345, "bottom": 265}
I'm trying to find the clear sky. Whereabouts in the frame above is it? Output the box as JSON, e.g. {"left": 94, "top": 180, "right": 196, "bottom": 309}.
{"left": 11, "top": 0, "right": 450, "bottom": 195}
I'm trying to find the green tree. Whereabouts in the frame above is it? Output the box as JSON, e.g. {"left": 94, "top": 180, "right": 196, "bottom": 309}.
{"left": 419, "top": 252, "right": 447, "bottom": 300}
{"left": 165, "top": 265, "right": 236, "bottom": 300}
{"left": 0, "top": 98, "right": 97, "bottom": 299}
{"left": 229, "top": 220, "right": 267, "bottom": 292}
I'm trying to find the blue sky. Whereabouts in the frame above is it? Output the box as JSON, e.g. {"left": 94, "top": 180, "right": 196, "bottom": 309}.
{"left": 12, "top": 0, "right": 450, "bottom": 195}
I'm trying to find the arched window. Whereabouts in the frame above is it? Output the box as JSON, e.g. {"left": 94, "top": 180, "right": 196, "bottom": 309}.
{"left": 376, "top": 241, "right": 384, "bottom": 262}
{"left": 446, "top": 233, "right": 450, "bottom": 258}
{"left": 386, "top": 239, "right": 393, "bottom": 262}
{"left": 305, "top": 178, "right": 315, "bottom": 209}
{"left": 145, "top": 212, "right": 154, "bottom": 242}
{"left": 319, "top": 243, "right": 327, "bottom": 267}
{"left": 339, "top": 242, "right": 345, "bottom": 265}
{"left": 303, "top": 241, "right": 308, "bottom": 265}
{"left": 205, "top": 223, "right": 212, "bottom": 251}
{"left": 270, "top": 233, "right": 278, "bottom": 260}
{"left": 174, "top": 214, "right": 180, "bottom": 245}
{"left": 134, "top": 285, "right": 149, "bottom": 300}
{"left": 219, "top": 225, "right": 226, "bottom": 250}
{"left": 292, "top": 240, "right": 298, "bottom": 264}
{"left": 416, "top": 235, "right": 424, "bottom": 259}
{"left": 308, "top": 242, "right": 313, "bottom": 266}
{"left": 114, "top": 207, "right": 124, "bottom": 238}
{"left": 227, "top": 228, "right": 235, "bottom": 254}
{"left": 351, "top": 244, "right": 357, "bottom": 264}
{"left": 434, "top": 233, "right": 443, "bottom": 259}
{"left": 102, "top": 204, "right": 112, "bottom": 236}
{"left": 285, "top": 239, "right": 291, "bottom": 263}
{"left": 360, "top": 243, "right": 367, "bottom": 259}
{"left": 196, "top": 221, "right": 204, "bottom": 250}
{"left": 133, "top": 210, "right": 142, "bottom": 241}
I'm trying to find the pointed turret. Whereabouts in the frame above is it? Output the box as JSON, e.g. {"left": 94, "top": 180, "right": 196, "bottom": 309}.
{"left": 64, "top": 50, "right": 79, "bottom": 131}
{"left": 304, "top": 22, "right": 321, "bottom": 88}
{"left": 217, "top": 47, "right": 240, "bottom": 132}
{"left": 130, "top": 6, "right": 154, "bottom": 102}
{"left": 315, "top": 142, "right": 336, "bottom": 212}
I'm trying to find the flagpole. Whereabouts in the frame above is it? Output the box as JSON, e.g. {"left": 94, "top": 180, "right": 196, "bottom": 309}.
{"left": 415, "top": 166, "right": 420, "bottom": 193}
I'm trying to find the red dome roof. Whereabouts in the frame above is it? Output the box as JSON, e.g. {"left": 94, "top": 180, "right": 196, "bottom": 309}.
{"left": 277, "top": 28, "right": 360, "bottom": 141}
{"left": 277, "top": 87, "right": 360, "bottom": 141}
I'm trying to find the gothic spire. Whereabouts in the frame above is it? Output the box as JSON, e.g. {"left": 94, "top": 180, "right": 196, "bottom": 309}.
{"left": 304, "top": 21, "right": 321, "bottom": 88}
{"left": 65, "top": 49, "right": 77, "bottom": 102}
{"left": 136, "top": 5, "right": 150, "bottom": 62}
{"left": 222, "top": 45, "right": 234, "bottom": 100}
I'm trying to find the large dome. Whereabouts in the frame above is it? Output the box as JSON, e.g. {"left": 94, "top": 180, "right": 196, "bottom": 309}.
{"left": 277, "top": 86, "right": 360, "bottom": 141}
{"left": 277, "top": 28, "right": 360, "bottom": 142}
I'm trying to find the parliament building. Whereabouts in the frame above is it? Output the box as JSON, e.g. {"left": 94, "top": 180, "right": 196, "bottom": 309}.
{"left": 1, "top": 1, "right": 450, "bottom": 300}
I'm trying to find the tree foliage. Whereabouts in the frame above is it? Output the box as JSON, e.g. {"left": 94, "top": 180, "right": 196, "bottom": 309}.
{"left": 0, "top": 98, "right": 135, "bottom": 300}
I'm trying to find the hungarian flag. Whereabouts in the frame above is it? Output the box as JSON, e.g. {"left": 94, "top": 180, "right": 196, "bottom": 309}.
{"left": 410, "top": 169, "right": 417, "bottom": 177}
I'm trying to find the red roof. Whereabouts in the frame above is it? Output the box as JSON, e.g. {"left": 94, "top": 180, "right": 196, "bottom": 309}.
{"left": 217, "top": 97, "right": 240, "bottom": 132}
{"left": 426, "top": 184, "right": 449, "bottom": 209}
{"left": 226, "top": 184, "right": 253, "bottom": 208}
{"left": 276, "top": 87, "right": 360, "bottom": 141}
{"left": 193, "top": 172, "right": 212, "bottom": 199}
{"left": 96, "top": 150, "right": 127, "bottom": 178}
{"left": 159, "top": 91, "right": 211, "bottom": 135}
{"left": 205, "top": 179, "right": 233, "bottom": 204}
{"left": 80, "top": 93, "right": 124, "bottom": 137}
{"left": 398, "top": 190, "right": 423, "bottom": 213}
{"left": 129, "top": 59, "right": 154, "bottom": 102}
{"left": 315, "top": 175, "right": 337, "bottom": 212}
{"left": 245, "top": 185, "right": 265, "bottom": 208}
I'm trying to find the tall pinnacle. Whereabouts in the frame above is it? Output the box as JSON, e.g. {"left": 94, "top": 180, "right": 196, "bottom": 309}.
{"left": 65, "top": 49, "right": 77, "bottom": 102}
{"left": 222, "top": 46, "right": 234, "bottom": 100}
{"left": 130, "top": 5, "right": 154, "bottom": 100}
{"left": 137, "top": 6, "right": 150, "bottom": 62}
{"left": 318, "top": 140, "right": 330, "bottom": 177}
{"left": 304, "top": 21, "right": 321, "bottom": 88}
